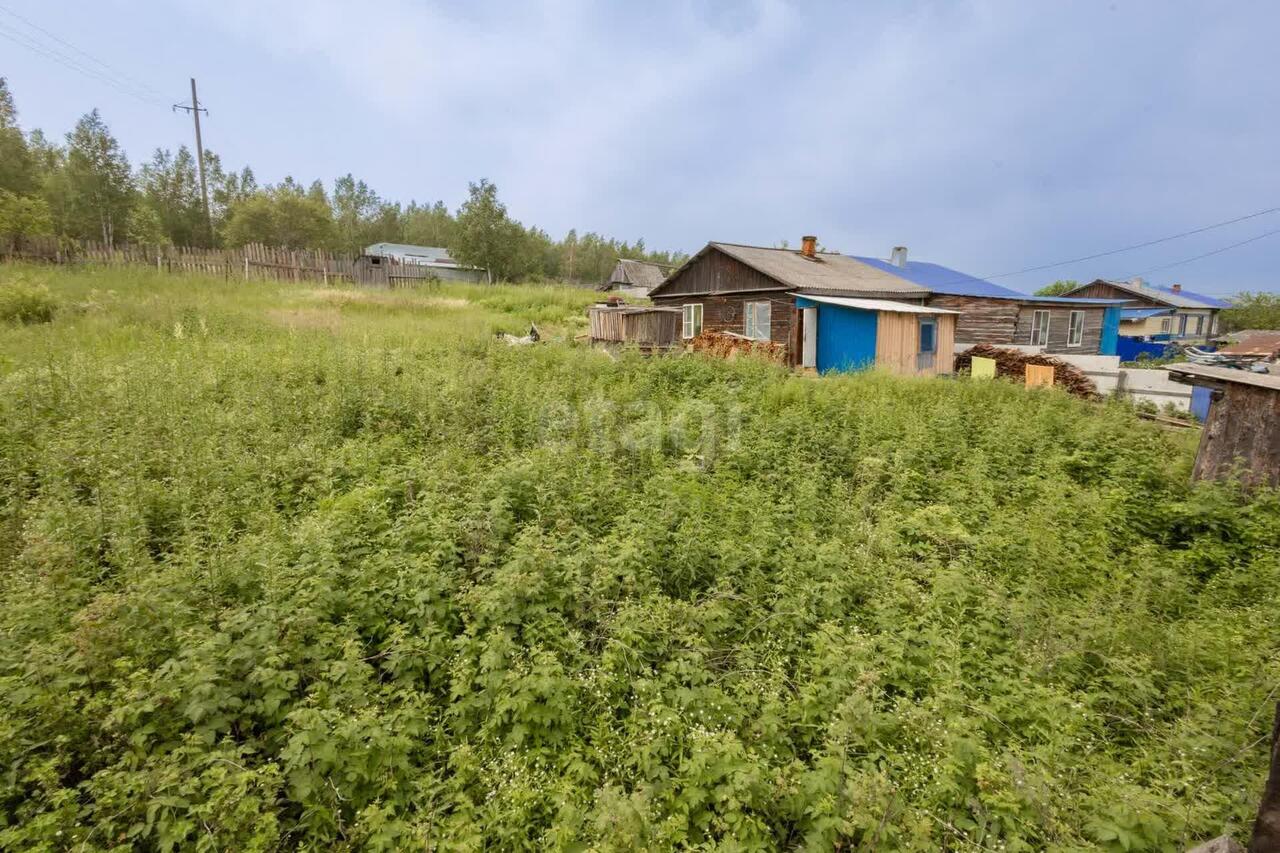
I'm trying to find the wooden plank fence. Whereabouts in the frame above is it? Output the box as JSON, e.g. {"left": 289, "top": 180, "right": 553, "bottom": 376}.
{"left": 0, "top": 236, "right": 461, "bottom": 288}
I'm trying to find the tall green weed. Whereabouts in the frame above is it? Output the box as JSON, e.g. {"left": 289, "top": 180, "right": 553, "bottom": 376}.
{"left": 0, "top": 265, "right": 1275, "bottom": 850}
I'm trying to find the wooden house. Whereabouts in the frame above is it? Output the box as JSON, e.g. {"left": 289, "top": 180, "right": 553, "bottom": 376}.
{"left": 848, "top": 248, "right": 1126, "bottom": 355}
{"left": 649, "top": 238, "right": 958, "bottom": 375}
{"left": 1062, "top": 277, "right": 1227, "bottom": 343}
{"left": 648, "top": 238, "right": 1123, "bottom": 372}
{"left": 600, "top": 259, "right": 673, "bottom": 298}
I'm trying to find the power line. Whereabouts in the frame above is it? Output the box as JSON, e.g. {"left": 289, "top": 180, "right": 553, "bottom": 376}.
{"left": 0, "top": 3, "right": 167, "bottom": 101}
{"left": 1125, "top": 226, "right": 1280, "bottom": 278}
{"left": 979, "top": 204, "right": 1280, "bottom": 281}
{"left": 0, "top": 18, "right": 165, "bottom": 106}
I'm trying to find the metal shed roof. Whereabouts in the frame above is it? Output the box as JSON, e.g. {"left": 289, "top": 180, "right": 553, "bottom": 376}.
{"left": 792, "top": 293, "right": 960, "bottom": 314}
{"left": 365, "top": 243, "right": 453, "bottom": 262}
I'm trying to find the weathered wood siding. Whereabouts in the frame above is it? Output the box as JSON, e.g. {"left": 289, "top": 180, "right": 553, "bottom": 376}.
{"left": 925, "top": 295, "right": 1019, "bottom": 345}
{"left": 1192, "top": 382, "right": 1280, "bottom": 489}
{"left": 875, "top": 312, "right": 956, "bottom": 376}
{"left": 651, "top": 290, "right": 796, "bottom": 348}
{"left": 655, "top": 248, "right": 789, "bottom": 297}
{"left": 1014, "top": 305, "right": 1104, "bottom": 353}
{"left": 621, "top": 309, "right": 681, "bottom": 347}
{"left": 588, "top": 306, "right": 626, "bottom": 341}
{"left": 1069, "top": 281, "right": 1149, "bottom": 305}
{"left": 926, "top": 294, "right": 1105, "bottom": 353}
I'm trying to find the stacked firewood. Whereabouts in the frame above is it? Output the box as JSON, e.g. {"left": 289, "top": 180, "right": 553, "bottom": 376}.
{"left": 689, "top": 330, "right": 788, "bottom": 364}
{"left": 954, "top": 344, "right": 1099, "bottom": 399}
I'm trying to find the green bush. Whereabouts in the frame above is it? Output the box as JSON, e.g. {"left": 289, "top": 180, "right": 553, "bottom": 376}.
{"left": 0, "top": 266, "right": 1276, "bottom": 850}
{"left": 0, "top": 274, "right": 57, "bottom": 324}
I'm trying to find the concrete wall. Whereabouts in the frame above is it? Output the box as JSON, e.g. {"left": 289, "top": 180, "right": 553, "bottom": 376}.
{"left": 1113, "top": 368, "right": 1193, "bottom": 412}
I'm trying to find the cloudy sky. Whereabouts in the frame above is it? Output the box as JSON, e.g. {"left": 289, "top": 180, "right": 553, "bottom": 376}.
{"left": 3, "top": 0, "right": 1278, "bottom": 294}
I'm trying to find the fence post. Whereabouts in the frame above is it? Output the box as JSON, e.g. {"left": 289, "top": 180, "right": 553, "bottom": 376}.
{"left": 243, "top": 255, "right": 249, "bottom": 281}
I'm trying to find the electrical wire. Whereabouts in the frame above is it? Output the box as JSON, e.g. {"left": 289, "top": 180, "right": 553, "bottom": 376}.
{"left": 978, "top": 205, "right": 1280, "bottom": 281}
{"left": 1125, "top": 226, "right": 1280, "bottom": 278}
{"left": 0, "top": 18, "right": 165, "bottom": 106}
{"left": 0, "top": 3, "right": 167, "bottom": 100}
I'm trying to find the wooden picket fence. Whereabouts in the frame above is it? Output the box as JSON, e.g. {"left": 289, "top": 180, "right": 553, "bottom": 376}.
{"left": 0, "top": 236, "right": 470, "bottom": 288}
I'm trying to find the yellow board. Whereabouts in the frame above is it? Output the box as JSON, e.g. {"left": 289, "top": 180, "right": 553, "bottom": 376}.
{"left": 970, "top": 356, "right": 996, "bottom": 379}
{"left": 1025, "top": 363, "right": 1055, "bottom": 388}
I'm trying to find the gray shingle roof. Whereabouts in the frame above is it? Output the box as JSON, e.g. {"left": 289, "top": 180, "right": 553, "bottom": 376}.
{"left": 607, "top": 259, "right": 671, "bottom": 292}
{"left": 680, "top": 243, "right": 931, "bottom": 298}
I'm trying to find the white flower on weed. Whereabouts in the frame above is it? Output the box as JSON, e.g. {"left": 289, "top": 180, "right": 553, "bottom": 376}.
{"left": 173, "top": 321, "right": 184, "bottom": 339}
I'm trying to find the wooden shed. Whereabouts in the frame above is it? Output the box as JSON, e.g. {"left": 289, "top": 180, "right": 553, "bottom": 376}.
{"left": 587, "top": 304, "right": 681, "bottom": 351}
{"left": 1167, "top": 363, "right": 1280, "bottom": 489}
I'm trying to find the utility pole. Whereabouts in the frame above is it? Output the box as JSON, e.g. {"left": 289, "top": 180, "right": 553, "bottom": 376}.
{"left": 173, "top": 78, "right": 211, "bottom": 245}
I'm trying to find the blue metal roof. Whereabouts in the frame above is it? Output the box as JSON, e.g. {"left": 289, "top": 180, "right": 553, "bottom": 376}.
{"left": 1122, "top": 307, "right": 1177, "bottom": 320}
{"left": 1146, "top": 283, "right": 1230, "bottom": 309}
{"left": 852, "top": 256, "right": 1125, "bottom": 304}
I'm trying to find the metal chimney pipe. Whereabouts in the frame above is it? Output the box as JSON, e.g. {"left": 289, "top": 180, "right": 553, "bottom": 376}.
{"left": 890, "top": 246, "right": 908, "bottom": 268}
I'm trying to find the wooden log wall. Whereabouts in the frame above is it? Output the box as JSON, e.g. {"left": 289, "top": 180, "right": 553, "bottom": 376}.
{"left": 925, "top": 294, "right": 1020, "bottom": 345}
{"left": 651, "top": 290, "right": 796, "bottom": 348}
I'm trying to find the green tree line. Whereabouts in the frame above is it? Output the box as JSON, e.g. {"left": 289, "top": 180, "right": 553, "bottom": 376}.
{"left": 0, "top": 79, "right": 683, "bottom": 282}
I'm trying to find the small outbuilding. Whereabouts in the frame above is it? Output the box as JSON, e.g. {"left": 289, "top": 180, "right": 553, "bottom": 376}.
{"left": 361, "top": 242, "right": 488, "bottom": 283}
{"left": 600, "top": 259, "right": 674, "bottom": 298}
{"left": 793, "top": 294, "right": 958, "bottom": 375}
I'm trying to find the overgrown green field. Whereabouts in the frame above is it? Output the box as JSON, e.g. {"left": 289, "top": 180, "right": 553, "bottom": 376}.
{"left": 1, "top": 266, "right": 1278, "bottom": 851}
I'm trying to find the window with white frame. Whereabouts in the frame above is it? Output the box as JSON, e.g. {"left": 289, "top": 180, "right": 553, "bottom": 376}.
{"left": 1193, "top": 314, "right": 1204, "bottom": 336}
{"left": 744, "top": 301, "right": 771, "bottom": 341}
{"left": 1177, "top": 314, "right": 1188, "bottom": 337}
{"left": 1160, "top": 317, "right": 1171, "bottom": 333}
{"left": 682, "top": 303, "right": 703, "bottom": 339}
{"left": 1067, "top": 310, "right": 1084, "bottom": 347}
{"left": 1030, "top": 310, "right": 1050, "bottom": 346}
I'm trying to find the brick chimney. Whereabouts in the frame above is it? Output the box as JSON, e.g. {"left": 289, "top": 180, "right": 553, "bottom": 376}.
{"left": 1171, "top": 283, "right": 1182, "bottom": 293}
{"left": 890, "top": 246, "right": 908, "bottom": 268}
{"left": 800, "top": 235, "right": 817, "bottom": 258}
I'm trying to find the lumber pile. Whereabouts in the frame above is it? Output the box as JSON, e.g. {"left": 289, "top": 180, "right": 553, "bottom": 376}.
{"left": 955, "top": 344, "right": 1098, "bottom": 399}
{"left": 689, "top": 330, "right": 787, "bottom": 364}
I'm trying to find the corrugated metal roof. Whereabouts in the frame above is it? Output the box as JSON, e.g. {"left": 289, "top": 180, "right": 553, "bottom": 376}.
{"left": 1122, "top": 307, "right": 1177, "bottom": 320}
{"left": 851, "top": 256, "right": 1030, "bottom": 299}
{"left": 705, "top": 243, "right": 930, "bottom": 296}
{"left": 852, "top": 256, "right": 1127, "bottom": 304}
{"left": 792, "top": 293, "right": 959, "bottom": 314}
{"left": 1220, "top": 331, "right": 1280, "bottom": 357}
{"left": 1078, "top": 279, "right": 1230, "bottom": 309}
{"left": 365, "top": 243, "right": 453, "bottom": 262}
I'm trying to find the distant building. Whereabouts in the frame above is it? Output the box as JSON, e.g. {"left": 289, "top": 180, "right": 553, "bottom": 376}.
{"left": 1062, "top": 278, "right": 1228, "bottom": 343}
{"left": 647, "top": 237, "right": 1122, "bottom": 373}
{"left": 600, "top": 259, "right": 673, "bottom": 298}
{"left": 362, "top": 242, "right": 487, "bottom": 283}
